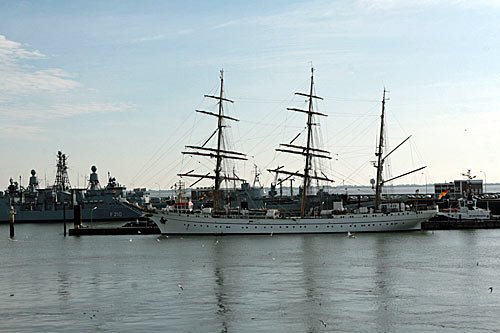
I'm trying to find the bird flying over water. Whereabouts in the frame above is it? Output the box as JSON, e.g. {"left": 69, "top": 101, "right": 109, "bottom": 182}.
{"left": 489, "top": 287, "right": 493, "bottom": 293}
{"left": 319, "top": 319, "right": 327, "bottom": 327}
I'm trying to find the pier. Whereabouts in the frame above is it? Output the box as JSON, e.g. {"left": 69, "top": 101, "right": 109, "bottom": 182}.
{"left": 68, "top": 225, "right": 160, "bottom": 236}
{"left": 69, "top": 219, "right": 159, "bottom": 236}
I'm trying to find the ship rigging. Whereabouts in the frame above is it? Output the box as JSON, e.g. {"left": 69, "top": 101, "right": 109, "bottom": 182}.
{"left": 268, "top": 67, "right": 332, "bottom": 217}
{"left": 178, "top": 69, "right": 247, "bottom": 212}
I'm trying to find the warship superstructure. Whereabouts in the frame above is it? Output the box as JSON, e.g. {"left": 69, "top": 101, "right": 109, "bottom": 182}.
{"left": 0, "top": 151, "right": 143, "bottom": 223}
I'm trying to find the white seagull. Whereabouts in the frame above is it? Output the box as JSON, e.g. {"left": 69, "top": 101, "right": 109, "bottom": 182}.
{"left": 346, "top": 231, "right": 356, "bottom": 238}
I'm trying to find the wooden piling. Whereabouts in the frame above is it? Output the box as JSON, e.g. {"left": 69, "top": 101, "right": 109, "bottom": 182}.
{"left": 73, "top": 204, "right": 81, "bottom": 229}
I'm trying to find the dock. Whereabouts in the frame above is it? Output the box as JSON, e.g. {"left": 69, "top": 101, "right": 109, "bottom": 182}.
{"left": 68, "top": 222, "right": 161, "bottom": 236}
{"left": 68, "top": 226, "right": 160, "bottom": 236}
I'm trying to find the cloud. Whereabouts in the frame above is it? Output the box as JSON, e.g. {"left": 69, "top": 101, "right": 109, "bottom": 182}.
{"left": 0, "top": 34, "right": 44, "bottom": 62}
{"left": 1, "top": 68, "right": 79, "bottom": 94}
{"left": 0, "top": 123, "right": 46, "bottom": 140}
{"left": 0, "top": 34, "right": 79, "bottom": 95}
{"left": 210, "top": 3, "right": 346, "bottom": 32}
{"left": 0, "top": 101, "right": 131, "bottom": 140}
{"left": 0, "top": 102, "right": 132, "bottom": 121}
{"left": 357, "top": 0, "right": 500, "bottom": 10}
{"left": 131, "top": 29, "right": 193, "bottom": 43}
{"left": 209, "top": 0, "right": 500, "bottom": 35}
{"left": 48, "top": 102, "right": 132, "bottom": 118}
{"left": 0, "top": 34, "right": 134, "bottom": 141}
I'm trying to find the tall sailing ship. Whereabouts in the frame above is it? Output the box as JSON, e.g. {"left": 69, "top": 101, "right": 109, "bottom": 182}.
{"left": 149, "top": 69, "right": 436, "bottom": 235}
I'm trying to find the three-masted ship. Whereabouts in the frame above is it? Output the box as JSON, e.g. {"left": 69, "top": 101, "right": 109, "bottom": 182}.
{"left": 149, "top": 69, "right": 436, "bottom": 235}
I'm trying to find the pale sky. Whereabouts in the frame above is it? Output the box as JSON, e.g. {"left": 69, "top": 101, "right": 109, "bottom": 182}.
{"left": 1, "top": 0, "right": 500, "bottom": 191}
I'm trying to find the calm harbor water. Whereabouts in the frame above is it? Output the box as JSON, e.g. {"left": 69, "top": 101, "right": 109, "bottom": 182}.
{"left": 1, "top": 223, "right": 499, "bottom": 332}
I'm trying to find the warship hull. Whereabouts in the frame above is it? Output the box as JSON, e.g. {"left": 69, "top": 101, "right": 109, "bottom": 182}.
{"left": 0, "top": 201, "right": 143, "bottom": 223}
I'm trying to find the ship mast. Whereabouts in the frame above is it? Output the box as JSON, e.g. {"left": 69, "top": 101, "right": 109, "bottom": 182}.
{"left": 373, "top": 89, "right": 426, "bottom": 211}
{"left": 268, "top": 67, "right": 332, "bottom": 217}
{"left": 178, "top": 69, "right": 247, "bottom": 212}
{"left": 53, "top": 151, "right": 71, "bottom": 191}
{"left": 374, "top": 89, "right": 387, "bottom": 210}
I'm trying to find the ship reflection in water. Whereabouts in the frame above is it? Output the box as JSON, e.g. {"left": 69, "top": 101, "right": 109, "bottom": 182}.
{"left": 1, "top": 224, "right": 500, "bottom": 332}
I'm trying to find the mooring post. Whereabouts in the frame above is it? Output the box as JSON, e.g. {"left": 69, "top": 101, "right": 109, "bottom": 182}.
{"left": 74, "top": 204, "right": 81, "bottom": 229}
{"left": 9, "top": 206, "right": 15, "bottom": 239}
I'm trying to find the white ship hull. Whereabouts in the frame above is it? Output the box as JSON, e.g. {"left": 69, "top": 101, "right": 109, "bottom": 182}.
{"left": 150, "top": 209, "right": 437, "bottom": 235}
{"left": 436, "top": 210, "right": 490, "bottom": 221}
{"left": 435, "top": 198, "right": 491, "bottom": 221}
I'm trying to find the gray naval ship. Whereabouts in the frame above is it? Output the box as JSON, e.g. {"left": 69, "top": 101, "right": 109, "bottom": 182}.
{"left": 0, "top": 151, "right": 143, "bottom": 223}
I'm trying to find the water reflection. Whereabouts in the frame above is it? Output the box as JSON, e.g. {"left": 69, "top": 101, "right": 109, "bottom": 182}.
{"left": 214, "top": 267, "right": 229, "bottom": 333}
{"left": 373, "top": 236, "right": 396, "bottom": 332}
{"left": 300, "top": 236, "right": 326, "bottom": 333}
{"left": 156, "top": 231, "right": 500, "bottom": 332}
{"left": 213, "top": 239, "right": 229, "bottom": 333}
{"left": 57, "top": 271, "right": 71, "bottom": 300}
